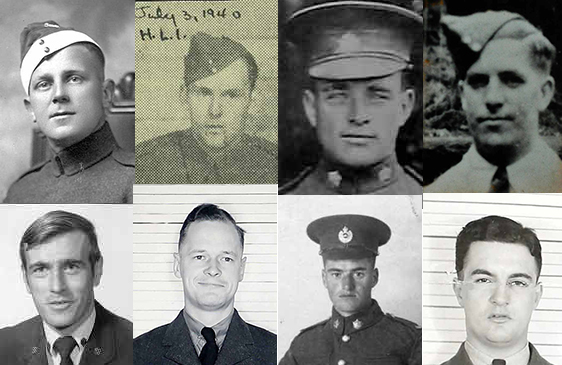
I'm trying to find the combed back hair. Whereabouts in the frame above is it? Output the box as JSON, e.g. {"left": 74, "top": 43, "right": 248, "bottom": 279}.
{"left": 178, "top": 203, "right": 246, "bottom": 249}
{"left": 455, "top": 215, "right": 542, "bottom": 280}
{"left": 488, "top": 19, "right": 555, "bottom": 75}
{"left": 20, "top": 210, "right": 102, "bottom": 272}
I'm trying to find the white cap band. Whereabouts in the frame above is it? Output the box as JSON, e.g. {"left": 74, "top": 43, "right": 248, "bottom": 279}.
{"left": 20, "top": 30, "right": 101, "bottom": 95}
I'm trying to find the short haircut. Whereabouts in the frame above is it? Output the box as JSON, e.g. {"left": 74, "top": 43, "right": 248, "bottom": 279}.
{"left": 178, "top": 203, "right": 246, "bottom": 249}
{"left": 20, "top": 210, "right": 102, "bottom": 273}
{"left": 455, "top": 215, "right": 542, "bottom": 280}
{"left": 240, "top": 53, "right": 259, "bottom": 91}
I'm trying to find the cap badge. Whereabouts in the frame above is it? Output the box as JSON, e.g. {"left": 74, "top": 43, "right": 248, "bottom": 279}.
{"left": 94, "top": 347, "right": 102, "bottom": 355}
{"left": 327, "top": 171, "right": 342, "bottom": 188}
{"left": 333, "top": 319, "right": 340, "bottom": 329}
{"left": 353, "top": 319, "right": 363, "bottom": 329}
{"left": 338, "top": 226, "right": 353, "bottom": 244}
{"left": 44, "top": 22, "right": 60, "bottom": 28}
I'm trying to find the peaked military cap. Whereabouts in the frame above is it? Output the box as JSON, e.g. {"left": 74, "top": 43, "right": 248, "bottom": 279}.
{"left": 20, "top": 20, "right": 103, "bottom": 95}
{"left": 307, "top": 214, "right": 391, "bottom": 259}
{"left": 442, "top": 11, "right": 554, "bottom": 79}
{"left": 285, "top": 0, "right": 422, "bottom": 79}
{"left": 184, "top": 32, "right": 258, "bottom": 87}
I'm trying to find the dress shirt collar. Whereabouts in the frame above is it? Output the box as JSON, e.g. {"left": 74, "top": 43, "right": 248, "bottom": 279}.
{"left": 182, "top": 308, "right": 234, "bottom": 355}
{"left": 465, "top": 340, "right": 530, "bottom": 365}
{"left": 44, "top": 304, "right": 96, "bottom": 364}
{"left": 49, "top": 122, "right": 116, "bottom": 177}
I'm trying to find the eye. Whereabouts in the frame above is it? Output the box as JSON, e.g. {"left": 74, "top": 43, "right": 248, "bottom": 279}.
{"left": 68, "top": 75, "right": 83, "bottom": 83}
{"left": 474, "top": 277, "right": 492, "bottom": 284}
{"left": 222, "top": 256, "right": 234, "bottom": 263}
{"left": 366, "top": 87, "right": 390, "bottom": 101}
{"left": 508, "top": 280, "right": 530, "bottom": 288}
{"left": 500, "top": 73, "right": 524, "bottom": 88}
{"left": 354, "top": 272, "right": 365, "bottom": 278}
{"left": 32, "top": 266, "right": 47, "bottom": 275}
{"left": 466, "top": 74, "right": 489, "bottom": 89}
{"left": 331, "top": 272, "right": 341, "bottom": 279}
{"left": 223, "top": 90, "right": 243, "bottom": 98}
{"left": 64, "top": 263, "right": 81, "bottom": 274}
{"left": 35, "top": 81, "right": 51, "bottom": 91}
{"left": 194, "top": 255, "right": 205, "bottom": 260}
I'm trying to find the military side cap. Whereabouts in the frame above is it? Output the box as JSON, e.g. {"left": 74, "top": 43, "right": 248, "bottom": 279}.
{"left": 307, "top": 214, "right": 391, "bottom": 258}
{"left": 20, "top": 21, "right": 103, "bottom": 95}
{"left": 285, "top": 1, "right": 422, "bottom": 79}
{"left": 441, "top": 11, "right": 544, "bottom": 79}
{"left": 184, "top": 32, "right": 257, "bottom": 86}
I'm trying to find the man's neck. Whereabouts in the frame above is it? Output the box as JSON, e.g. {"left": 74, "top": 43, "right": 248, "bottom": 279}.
{"left": 474, "top": 137, "right": 537, "bottom": 167}
{"left": 184, "top": 304, "right": 234, "bottom": 327}
{"left": 466, "top": 335, "right": 529, "bottom": 361}
{"left": 48, "top": 118, "right": 106, "bottom": 153}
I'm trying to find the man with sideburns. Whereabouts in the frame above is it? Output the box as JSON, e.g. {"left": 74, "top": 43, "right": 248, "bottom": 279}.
{"left": 443, "top": 215, "right": 551, "bottom": 365}
{"left": 0, "top": 210, "right": 132, "bottom": 364}
{"left": 279, "top": 0, "right": 422, "bottom": 195}
{"left": 134, "top": 204, "right": 276, "bottom": 365}
{"left": 425, "top": 11, "right": 562, "bottom": 193}
{"left": 135, "top": 33, "right": 277, "bottom": 184}
{"left": 4, "top": 21, "right": 134, "bottom": 203}
{"left": 279, "top": 214, "right": 421, "bottom": 365}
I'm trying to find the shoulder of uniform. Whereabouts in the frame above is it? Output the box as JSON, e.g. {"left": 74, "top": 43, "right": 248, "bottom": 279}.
{"left": 135, "top": 130, "right": 185, "bottom": 157}
{"left": 278, "top": 165, "right": 316, "bottom": 195}
{"left": 402, "top": 165, "right": 423, "bottom": 185}
{"left": 111, "top": 147, "right": 135, "bottom": 167}
{"left": 296, "top": 318, "right": 330, "bottom": 336}
{"left": 244, "top": 134, "right": 278, "bottom": 155}
{"left": 15, "top": 160, "right": 49, "bottom": 181}
{"left": 385, "top": 313, "right": 421, "bottom": 332}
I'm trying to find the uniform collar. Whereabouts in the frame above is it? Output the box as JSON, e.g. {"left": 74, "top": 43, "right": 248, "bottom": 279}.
{"left": 330, "top": 299, "right": 384, "bottom": 336}
{"left": 182, "top": 308, "right": 234, "bottom": 352}
{"left": 315, "top": 155, "right": 399, "bottom": 194}
{"left": 49, "top": 122, "right": 116, "bottom": 177}
{"left": 465, "top": 340, "right": 530, "bottom": 365}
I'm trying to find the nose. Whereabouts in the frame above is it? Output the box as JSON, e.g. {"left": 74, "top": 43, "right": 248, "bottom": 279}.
{"left": 49, "top": 268, "right": 67, "bottom": 293}
{"left": 348, "top": 94, "right": 370, "bottom": 125}
{"left": 490, "top": 283, "right": 510, "bottom": 306}
{"left": 208, "top": 96, "right": 223, "bottom": 119}
{"left": 204, "top": 258, "right": 222, "bottom": 277}
{"left": 485, "top": 79, "right": 504, "bottom": 114}
{"left": 52, "top": 81, "right": 69, "bottom": 104}
{"left": 342, "top": 273, "right": 355, "bottom": 291}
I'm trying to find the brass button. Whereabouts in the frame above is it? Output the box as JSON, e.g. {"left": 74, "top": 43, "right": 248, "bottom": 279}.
{"left": 44, "top": 47, "right": 50, "bottom": 53}
{"left": 338, "top": 360, "right": 346, "bottom": 365}
{"left": 342, "top": 335, "right": 350, "bottom": 342}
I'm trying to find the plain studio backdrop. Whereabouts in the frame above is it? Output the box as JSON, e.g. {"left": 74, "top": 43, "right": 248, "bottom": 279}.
{"left": 277, "top": 195, "right": 422, "bottom": 362}
{"left": 0, "top": 204, "right": 133, "bottom": 326}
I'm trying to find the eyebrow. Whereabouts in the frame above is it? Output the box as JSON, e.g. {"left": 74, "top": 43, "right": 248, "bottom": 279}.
{"left": 469, "top": 269, "right": 534, "bottom": 281}
{"left": 469, "top": 269, "right": 494, "bottom": 277}
{"left": 508, "top": 273, "right": 533, "bottom": 281}
{"left": 327, "top": 267, "right": 368, "bottom": 272}
{"left": 27, "top": 259, "right": 84, "bottom": 270}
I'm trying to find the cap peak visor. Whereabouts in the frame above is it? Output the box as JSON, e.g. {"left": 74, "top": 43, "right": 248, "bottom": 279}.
{"left": 20, "top": 30, "right": 101, "bottom": 95}
{"left": 309, "top": 52, "right": 410, "bottom": 79}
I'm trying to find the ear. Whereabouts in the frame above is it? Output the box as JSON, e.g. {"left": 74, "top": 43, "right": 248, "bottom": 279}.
{"left": 22, "top": 266, "right": 31, "bottom": 294}
{"left": 93, "top": 257, "right": 103, "bottom": 287}
{"left": 238, "top": 256, "right": 247, "bottom": 282}
{"left": 23, "top": 99, "right": 36, "bottom": 123}
{"left": 321, "top": 268, "right": 328, "bottom": 289}
{"left": 537, "top": 76, "right": 555, "bottom": 111}
{"left": 302, "top": 89, "right": 318, "bottom": 128}
{"left": 371, "top": 267, "right": 379, "bottom": 288}
{"left": 452, "top": 277, "right": 464, "bottom": 307}
{"left": 173, "top": 253, "right": 182, "bottom": 279}
{"left": 458, "top": 80, "right": 467, "bottom": 112}
{"left": 533, "top": 282, "right": 543, "bottom": 309}
{"left": 102, "top": 79, "right": 115, "bottom": 110}
{"left": 397, "top": 89, "right": 415, "bottom": 127}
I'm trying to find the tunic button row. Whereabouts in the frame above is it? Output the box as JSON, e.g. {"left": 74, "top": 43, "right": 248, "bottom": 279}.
{"left": 342, "top": 335, "right": 350, "bottom": 342}
{"left": 337, "top": 360, "right": 346, "bottom": 365}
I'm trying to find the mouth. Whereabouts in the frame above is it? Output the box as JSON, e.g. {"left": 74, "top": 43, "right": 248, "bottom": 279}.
{"left": 476, "top": 116, "right": 514, "bottom": 124}
{"left": 341, "top": 133, "right": 378, "bottom": 144}
{"left": 50, "top": 111, "right": 76, "bottom": 119}
{"left": 339, "top": 293, "right": 357, "bottom": 298}
{"left": 48, "top": 300, "right": 73, "bottom": 310}
{"left": 489, "top": 313, "right": 511, "bottom": 323}
{"left": 198, "top": 281, "right": 224, "bottom": 288}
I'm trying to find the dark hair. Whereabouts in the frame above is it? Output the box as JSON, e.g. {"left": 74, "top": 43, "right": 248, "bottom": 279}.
{"left": 20, "top": 210, "right": 102, "bottom": 272}
{"left": 456, "top": 215, "right": 542, "bottom": 280}
{"left": 240, "top": 52, "right": 259, "bottom": 91}
{"left": 178, "top": 204, "right": 245, "bottom": 249}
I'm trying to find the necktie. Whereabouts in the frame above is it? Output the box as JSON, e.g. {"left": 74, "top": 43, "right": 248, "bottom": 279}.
{"left": 199, "top": 327, "right": 218, "bottom": 365}
{"left": 492, "top": 359, "right": 506, "bottom": 365}
{"left": 490, "top": 166, "right": 510, "bottom": 193}
{"left": 53, "top": 336, "right": 77, "bottom": 365}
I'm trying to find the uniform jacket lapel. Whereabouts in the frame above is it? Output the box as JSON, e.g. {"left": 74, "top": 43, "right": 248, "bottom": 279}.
{"left": 162, "top": 312, "right": 200, "bottom": 365}
{"left": 442, "top": 343, "right": 473, "bottom": 365}
{"left": 21, "top": 317, "right": 47, "bottom": 365}
{"left": 79, "top": 302, "right": 117, "bottom": 365}
{"left": 215, "top": 310, "right": 253, "bottom": 365}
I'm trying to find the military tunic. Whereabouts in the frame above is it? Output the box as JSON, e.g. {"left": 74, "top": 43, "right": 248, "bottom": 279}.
{"left": 279, "top": 300, "right": 421, "bottom": 365}
{"left": 135, "top": 129, "right": 278, "bottom": 184}
{"left": 441, "top": 342, "right": 552, "bottom": 365}
{"left": 4, "top": 123, "right": 134, "bottom": 204}
{"left": 280, "top": 156, "right": 422, "bottom": 195}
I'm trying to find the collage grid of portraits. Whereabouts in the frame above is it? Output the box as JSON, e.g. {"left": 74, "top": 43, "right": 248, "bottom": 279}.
{"left": 0, "top": 1, "right": 561, "bottom": 365}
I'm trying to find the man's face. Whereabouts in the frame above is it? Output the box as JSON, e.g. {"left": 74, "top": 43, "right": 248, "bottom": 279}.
{"left": 322, "top": 257, "right": 378, "bottom": 317}
{"left": 454, "top": 241, "right": 542, "bottom": 352}
{"left": 23, "top": 230, "right": 102, "bottom": 333}
{"left": 25, "top": 44, "right": 111, "bottom": 152}
{"left": 187, "top": 59, "right": 253, "bottom": 149}
{"left": 461, "top": 39, "right": 554, "bottom": 155}
{"left": 303, "top": 73, "right": 414, "bottom": 168}
{"left": 176, "top": 220, "right": 246, "bottom": 313}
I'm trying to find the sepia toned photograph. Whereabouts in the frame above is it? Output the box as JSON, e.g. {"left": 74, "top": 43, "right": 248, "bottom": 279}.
{"left": 278, "top": 195, "right": 422, "bottom": 364}
{"left": 135, "top": 0, "right": 278, "bottom": 185}
{"left": 423, "top": 194, "right": 562, "bottom": 364}
{"left": 132, "top": 184, "right": 277, "bottom": 364}
{"left": 424, "top": 1, "right": 562, "bottom": 193}
{"left": 0, "top": 204, "right": 133, "bottom": 363}
{"left": 0, "top": 0, "right": 135, "bottom": 204}
{"left": 278, "top": 0, "right": 423, "bottom": 195}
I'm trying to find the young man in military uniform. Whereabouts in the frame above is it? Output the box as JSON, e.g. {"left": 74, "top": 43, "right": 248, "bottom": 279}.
{"left": 425, "top": 11, "right": 562, "bottom": 193}
{"left": 135, "top": 32, "right": 277, "bottom": 184}
{"left": 279, "top": 214, "right": 421, "bottom": 365}
{"left": 4, "top": 21, "right": 135, "bottom": 204}
{"left": 279, "top": 0, "right": 422, "bottom": 195}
